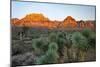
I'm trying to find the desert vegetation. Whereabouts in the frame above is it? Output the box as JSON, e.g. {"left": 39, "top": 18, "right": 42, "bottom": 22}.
{"left": 11, "top": 13, "right": 96, "bottom": 67}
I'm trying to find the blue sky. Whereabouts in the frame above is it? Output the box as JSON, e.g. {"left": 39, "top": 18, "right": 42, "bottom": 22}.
{"left": 12, "top": 1, "right": 96, "bottom": 21}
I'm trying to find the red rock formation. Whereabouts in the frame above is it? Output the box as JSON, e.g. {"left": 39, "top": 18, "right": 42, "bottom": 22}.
{"left": 11, "top": 18, "right": 19, "bottom": 26}
{"left": 85, "top": 21, "right": 95, "bottom": 30}
{"left": 11, "top": 13, "right": 95, "bottom": 29}
{"left": 23, "top": 13, "right": 49, "bottom": 22}
{"left": 63, "top": 16, "right": 77, "bottom": 28}
{"left": 77, "top": 20, "right": 95, "bottom": 30}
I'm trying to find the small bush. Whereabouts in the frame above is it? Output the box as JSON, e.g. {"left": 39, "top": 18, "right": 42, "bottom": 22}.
{"left": 32, "top": 37, "right": 49, "bottom": 55}
{"left": 12, "top": 40, "right": 33, "bottom": 55}
{"left": 49, "top": 33, "right": 57, "bottom": 42}
{"left": 12, "top": 52, "right": 35, "bottom": 67}
{"left": 82, "top": 28, "right": 96, "bottom": 48}
{"left": 35, "top": 42, "right": 59, "bottom": 64}
{"left": 72, "top": 32, "right": 88, "bottom": 51}
{"left": 82, "top": 28, "right": 93, "bottom": 38}
{"left": 65, "top": 34, "right": 72, "bottom": 48}
{"left": 72, "top": 32, "right": 89, "bottom": 61}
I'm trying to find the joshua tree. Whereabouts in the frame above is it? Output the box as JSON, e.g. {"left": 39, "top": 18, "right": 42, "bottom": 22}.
{"left": 72, "top": 32, "right": 88, "bottom": 61}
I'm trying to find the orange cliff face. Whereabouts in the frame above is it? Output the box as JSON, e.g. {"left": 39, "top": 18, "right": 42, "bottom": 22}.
{"left": 11, "top": 13, "right": 60, "bottom": 28}
{"left": 11, "top": 13, "right": 95, "bottom": 29}
{"left": 23, "top": 13, "right": 49, "bottom": 22}
{"left": 63, "top": 16, "right": 77, "bottom": 28}
{"left": 11, "top": 13, "right": 50, "bottom": 27}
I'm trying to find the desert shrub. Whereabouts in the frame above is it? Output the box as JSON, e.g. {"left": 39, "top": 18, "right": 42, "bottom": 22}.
{"left": 12, "top": 52, "right": 35, "bottom": 67}
{"left": 12, "top": 41, "right": 25, "bottom": 55}
{"left": 12, "top": 40, "right": 33, "bottom": 55}
{"left": 57, "top": 32, "right": 66, "bottom": 38}
{"left": 35, "top": 42, "right": 59, "bottom": 64}
{"left": 88, "top": 33, "right": 96, "bottom": 48}
{"left": 55, "top": 32, "right": 66, "bottom": 57}
{"left": 72, "top": 32, "right": 88, "bottom": 61}
{"left": 65, "top": 34, "right": 72, "bottom": 48}
{"left": 82, "top": 28, "right": 96, "bottom": 48}
{"left": 72, "top": 32, "right": 88, "bottom": 51}
{"left": 32, "top": 37, "right": 49, "bottom": 55}
{"left": 81, "top": 28, "right": 92, "bottom": 38}
{"left": 55, "top": 32, "right": 67, "bottom": 48}
{"left": 12, "top": 44, "right": 21, "bottom": 55}
{"left": 64, "top": 34, "right": 73, "bottom": 62}
{"left": 49, "top": 32, "right": 57, "bottom": 42}
{"left": 48, "top": 42, "right": 58, "bottom": 51}
{"left": 56, "top": 37, "right": 66, "bottom": 47}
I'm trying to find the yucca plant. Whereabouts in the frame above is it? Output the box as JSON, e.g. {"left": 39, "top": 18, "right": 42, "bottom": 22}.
{"left": 32, "top": 37, "right": 49, "bottom": 55}
{"left": 82, "top": 28, "right": 96, "bottom": 48}
{"left": 49, "top": 32, "right": 57, "bottom": 42}
{"left": 65, "top": 34, "right": 73, "bottom": 62}
{"left": 55, "top": 32, "right": 67, "bottom": 63}
{"left": 88, "top": 32, "right": 96, "bottom": 48}
{"left": 82, "top": 28, "right": 92, "bottom": 38}
{"left": 72, "top": 32, "right": 88, "bottom": 61}
{"left": 35, "top": 42, "right": 59, "bottom": 64}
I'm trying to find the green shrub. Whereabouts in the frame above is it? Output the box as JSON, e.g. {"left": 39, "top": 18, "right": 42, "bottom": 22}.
{"left": 53, "top": 32, "right": 67, "bottom": 62}
{"left": 72, "top": 32, "right": 88, "bottom": 61}
{"left": 12, "top": 52, "right": 35, "bottom": 67}
{"left": 72, "top": 32, "right": 88, "bottom": 51}
{"left": 49, "top": 32, "right": 57, "bottom": 42}
{"left": 82, "top": 28, "right": 96, "bottom": 48}
{"left": 35, "top": 42, "right": 59, "bottom": 64}
{"left": 82, "top": 28, "right": 93, "bottom": 38}
{"left": 65, "top": 34, "right": 72, "bottom": 48}
{"left": 12, "top": 41, "right": 33, "bottom": 55}
{"left": 88, "top": 32, "right": 96, "bottom": 48}
{"left": 32, "top": 37, "right": 49, "bottom": 55}
{"left": 65, "top": 34, "right": 73, "bottom": 62}
{"left": 48, "top": 42, "right": 58, "bottom": 51}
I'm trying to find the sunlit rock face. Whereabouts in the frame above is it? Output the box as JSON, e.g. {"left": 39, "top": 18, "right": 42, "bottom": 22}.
{"left": 63, "top": 16, "right": 77, "bottom": 28}
{"left": 11, "top": 13, "right": 95, "bottom": 30}
{"left": 23, "top": 13, "right": 49, "bottom": 22}
{"left": 11, "top": 13, "right": 50, "bottom": 27}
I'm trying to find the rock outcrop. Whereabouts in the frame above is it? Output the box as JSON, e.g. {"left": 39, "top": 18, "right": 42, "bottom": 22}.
{"left": 11, "top": 13, "right": 95, "bottom": 30}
